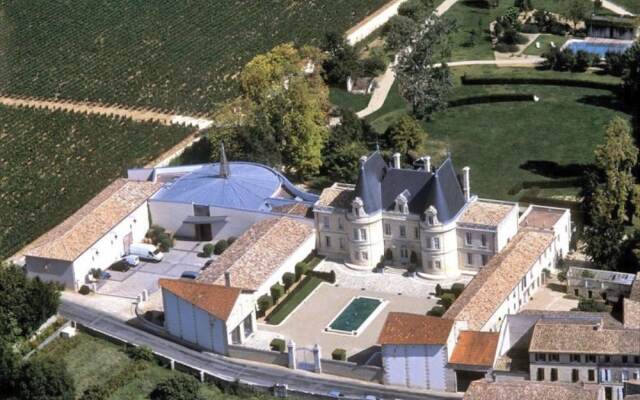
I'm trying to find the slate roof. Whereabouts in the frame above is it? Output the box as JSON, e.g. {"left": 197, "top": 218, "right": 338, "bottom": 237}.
{"left": 197, "top": 217, "right": 314, "bottom": 291}
{"left": 529, "top": 321, "right": 640, "bottom": 355}
{"left": 378, "top": 312, "right": 454, "bottom": 345}
{"left": 26, "top": 179, "right": 161, "bottom": 262}
{"left": 449, "top": 331, "right": 500, "bottom": 367}
{"left": 463, "top": 380, "right": 601, "bottom": 400}
{"left": 354, "top": 152, "right": 466, "bottom": 221}
{"left": 159, "top": 279, "right": 240, "bottom": 321}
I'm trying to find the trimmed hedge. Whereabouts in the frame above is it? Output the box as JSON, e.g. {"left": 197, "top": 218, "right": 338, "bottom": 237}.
{"left": 332, "top": 348, "right": 347, "bottom": 361}
{"left": 427, "top": 306, "right": 445, "bottom": 317}
{"left": 460, "top": 75, "right": 621, "bottom": 92}
{"left": 508, "top": 177, "right": 584, "bottom": 195}
{"left": 79, "top": 285, "right": 91, "bottom": 295}
{"left": 306, "top": 269, "right": 336, "bottom": 283}
{"left": 295, "top": 262, "right": 308, "bottom": 281}
{"left": 258, "top": 295, "right": 273, "bottom": 316}
{"left": 451, "top": 283, "right": 465, "bottom": 297}
{"left": 270, "top": 338, "right": 286, "bottom": 352}
{"left": 202, "top": 243, "right": 215, "bottom": 257}
{"left": 266, "top": 276, "right": 323, "bottom": 325}
{"left": 270, "top": 283, "right": 285, "bottom": 303}
{"left": 213, "top": 240, "right": 228, "bottom": 255}
{"left": 282, "top": 272, "right": 296, "bottom": 291}
{"left": 448, "top": 94, "right": 534, "bottom": 107}
{"left": 439, "top": 293, "right": 456, "bottom": 309}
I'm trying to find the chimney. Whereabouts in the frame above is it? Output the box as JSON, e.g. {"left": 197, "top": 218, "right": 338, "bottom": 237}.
{"left": 424, "top": 156, "right": 431, "bottom": 172}
{"left": 224, "top": 271, "right": 231, "bottom": 287}
{"left": 219, "top": 141, "right": 230, "bottom": 178}
{"left": 393, "top": 153, "right": 401, "bottom": 169}
{"left": 463, "top": 166, "right": 471, "bottom": 201}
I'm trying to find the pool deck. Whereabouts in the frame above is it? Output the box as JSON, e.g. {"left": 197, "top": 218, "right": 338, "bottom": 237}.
{"left": 255, "top": 283, "right": 435, "bottom": 361}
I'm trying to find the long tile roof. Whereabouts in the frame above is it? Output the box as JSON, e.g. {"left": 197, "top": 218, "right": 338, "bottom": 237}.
{"left": 443, "top": 229, "right": 554, "bottom": 330}
{"left": 198, "top": 217, "right": 314, "bottom": 291}
{"left": 159, "top": 279, "right": 240, "bottom": 321}
{"left": 26, "top": 179, "right": 161, "bottom": 262}
{"left": 463, "top": 380, "right": 601, "bottom": 400}
{"left": 529, "top": 321, "right": 640, "bottom": 355}
{"left": 316, "top": 183, "right": 355, "bottom": 209}
{"left": 449, "top": 331, "right": 499, "bottom": 367}
{"left": 459, "top": 200, "right": 515, "bottom": 227}
{"left": 378, "top": 312, "right": 454, "bottom": 345}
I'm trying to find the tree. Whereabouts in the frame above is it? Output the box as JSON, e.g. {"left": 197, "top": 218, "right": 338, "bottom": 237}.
{"left": 384, "top": 115, "right": 427, "bottom": 157}
{"left": 562, "top": 0, "right": 590, "bottom": 34}
{"left": 398, "top": 0, "right": 431, "bottom": 22}
{"left": 384, "top": 15, "right": 417, "bottom": 52}
{"left": 321, "top": 32, "right": 360, "bottom": 85}
{"left": 583, "top": 117, "right": 638, "bottom": 270}
{"left": 16, "top": 356, "right": 75, "bottom": 400}
{"left": 394, "top": 14, "right": 457, "bottom": 119}
{"left": 514, "top": 0, "right": 533, "bottom": 11}
{"left": 623, "top": 42, "right": 640, "bottom": 141}
{"left": 151, "top": 375, "right": 201, "bottom": 400}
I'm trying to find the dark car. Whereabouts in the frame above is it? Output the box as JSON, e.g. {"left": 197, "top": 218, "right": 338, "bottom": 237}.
{"left": 109, "top": 260, "right": 131, "bottom": 272}
{"left": 180, "top": 271, "right": 199, "bottom": 280}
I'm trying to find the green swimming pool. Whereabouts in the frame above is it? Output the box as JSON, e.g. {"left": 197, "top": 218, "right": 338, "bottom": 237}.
{"left": 327, "top": 297, "right": 384, "bottom": 334}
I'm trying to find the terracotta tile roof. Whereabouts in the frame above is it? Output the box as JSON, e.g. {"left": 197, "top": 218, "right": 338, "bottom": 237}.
{"left": 198, "top": 217, "right": 314, "bottom": 291}
{"left": 271, "top": 202, "right": 313, "bottom": 218}
{"left": 459, "top": 200, "right": 516, "bottom": 227}
{"left": 449, "top": 331, "right": 499, "bottom": 367}
{"left": 378, "top": 312, "right": 454, "bottom": 345}
{"left": 624, "top": 298, "right": 640, "bottom": 329}
{"left": 520, "top": 206, "right": 565, "bottom": 230}
{"left": 26, "top": 179, "right": 161, "bottom": 262}
{"left": 443, "top": 229, "right": 553, "bottom": 330}
{"left": 316, "top": 183, "right": 355, "bottom": 209}
{"left": 463, "top": 380, "right": 601, "bottom": 400}
{"left": 159, "top": 279, "right": 240, "bottom": 321}
{"left": 529, "top": 321, "right": 640, "bottom": 355}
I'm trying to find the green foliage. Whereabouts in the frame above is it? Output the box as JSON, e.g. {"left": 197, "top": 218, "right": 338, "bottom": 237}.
{"left": 226, "top": 236, "right": 237, "bottom": 246}
{"left": 79, "top": 285, "right": 92, "bottom": 295}
{"left": 150, "top": 374, "right": 201, "bottom": 400}
{"left": 605, "top": 52, "right": 627, "bottom": 77}
{"left": 581, "top": 269, "right": 596, "bottom": 278}
{"left": 171, "top": 137, "right": 213, "bottom": 166}
{"left": 295, "top": 262, "right": 309, "bottom": 281}
{"left": 577, "top": 298, "right": 610, "bottom": 312}
{"left": 450, "top": 283, "right": 466, "bottom": 297}
{"left": 270, "top": 338, "right": 286, "bottom": 352}
{"left": 80, "top": 384, "right": 111, "bottom": 400}
{"left": 270, "top": 283, "right": 285, "bottom": 303}
{"left": 89, "top": 268, "right": 102, "bottom": 280}
{"left": 322, "top": 32, "right": 362, "bottom": 85}
{"left": 282, "top": 272, "right": 296, "bottom": 292}
{"left": 543, "top": 48, "right": 577, "bottom": 71}
{"left": 202, "top": 243, "right": 215, "bottom": 257}
{"left": 427, "top": 305, "right": 446, "bottom": 317}
{"left": 0, "top": 107, "right": 191, "bottom": 259}
{"left": 306, "top": 270, "right": 336, "bottom": 284}
{"left": 331, "top": 348, "right": 347, "bottom": 361}
{"left": 384, "top": 15, "right": 417, "bottom": 52}
{"left": 435, "top": 284, "right": 443, "bottom": 297}
{"left": 146, "top": 226, "right": 174, "bottom": 252}
{"left": 514, "top": 0, "right": 533, "bottom": 11}
{"left": 0, "top": 340, "right": 20, "bottom": 396}
{"left": 126, "top": 345, "right": 155, "bottom": 362}
{"left": 0, "top": 1, "right": 387, "bottom": 113}
{"left": 557, "top": 270, "right": 567, "bottom": 282}
{"left": 16, "top": 356, "right": 75, "bottom": 400}
{"left": 213, "top": 240, "right": 229, "bottom": 255}
{"left": 439, "top": 293, "right": 456, "bottom": 309}
{"left": 562, "top": 0, "right": 591, "bottom": 32}
{"left": 573, "top": 50, "right": 591, "bottom": 72}
{"left": 258, "top": 295, "right": 273, "bottom": 316}
{"left": 384, "top": 115, "right": 427, "bottom": 158}
{"left": 266, "top": 276, "right": 323, "bottom": 325}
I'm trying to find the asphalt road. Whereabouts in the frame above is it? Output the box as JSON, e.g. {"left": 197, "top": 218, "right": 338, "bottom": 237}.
{"left": 60, "top": 299, "right": 462, "bottom": 400}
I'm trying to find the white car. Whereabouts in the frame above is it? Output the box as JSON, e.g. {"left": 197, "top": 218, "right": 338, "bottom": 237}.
{"left": 129, "top": 243, "right": 164, "bottom": 262}
{"left": 123, "top": 255, "right": 140, "bottom": 266}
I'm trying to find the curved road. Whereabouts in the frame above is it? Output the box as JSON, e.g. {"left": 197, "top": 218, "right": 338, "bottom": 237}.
{"left": 60, "top": 300, "right": 462, "bottom": 400}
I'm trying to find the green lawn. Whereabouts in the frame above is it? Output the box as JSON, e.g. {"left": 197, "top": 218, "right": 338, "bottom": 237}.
{"left": 266, "top": 276, "right": 323, "bottom": 325}
{"left": 367, "top": 66, "right": 629, "bottom": 200}
{"left": 523, "top": 34, "right": 569, "bottom": 56}
{"left": 329, "top": 87, "right": 371, "bottom": 112}
{"left": 609, "top": 0, "right": 640, "bottom": 14}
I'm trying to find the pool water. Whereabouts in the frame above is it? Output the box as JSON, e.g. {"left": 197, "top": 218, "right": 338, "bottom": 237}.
{"left": 329, "top": 297, "right": 382, "bottom": 333}
{"left": 565, "top": 40, "right": 633, "bottom": 58}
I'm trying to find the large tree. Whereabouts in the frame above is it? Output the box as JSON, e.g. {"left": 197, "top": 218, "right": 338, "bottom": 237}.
{"left": 562, "top": 0, "right": 591, "bottom": 34}
{"left": 16, "top": 356, "right": 75, "bottom": 400}
{"left": 384, "top": 115, "right": 427, "bottom": 158}
{"left": 624, "top": 41, "right": 640, "bottom": 142}
{"left": 583, "top": 117, "right": 638, "bottom": 270}
{"left": 394, "top": 13, "right": 457, "bottom": 119}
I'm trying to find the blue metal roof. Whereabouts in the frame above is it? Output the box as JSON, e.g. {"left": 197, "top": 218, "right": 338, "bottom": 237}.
{"left": 153, "top": 162, "right": 288, "bottom": 211}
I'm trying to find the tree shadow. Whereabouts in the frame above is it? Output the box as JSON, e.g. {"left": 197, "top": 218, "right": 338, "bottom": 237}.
{"left": 519, "top": 160, "right": 595, "bottom": 178}
{"left": 576, "top": 95, "right": 631, "bottom": 114}
{"left": 462, "top": 0, "right": 491, "bottom": 9}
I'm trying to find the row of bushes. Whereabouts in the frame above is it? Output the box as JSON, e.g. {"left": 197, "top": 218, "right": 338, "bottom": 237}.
{"left": 448, "top": 94, "right": 534, "bottom": 107}
{"left": 146, "top": 225, "right": 174, "bottom": 252}
{"left": 427, "top": 283, "right": 465, "bottom": 316}
{"left": 461, "top": 75, "right": 620, "bottom": 92}
{"left": 202, "top": 236, "right": 237, "bottom": 257}
{"left": 508, "top": 177, "right": 585, "bottom": 195}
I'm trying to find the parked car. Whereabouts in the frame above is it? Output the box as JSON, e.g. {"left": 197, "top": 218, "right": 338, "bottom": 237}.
{"left": 180, "top": 271, "right": 199, "bottom": 280}
{"left": 108, "top": 255, "right": 139, "bottom": 272}
{"left": 129, "top": 243, "right": 164, "bottom": 262}
{"left": 123, "top": 255, "right": 140, "bottom": 266}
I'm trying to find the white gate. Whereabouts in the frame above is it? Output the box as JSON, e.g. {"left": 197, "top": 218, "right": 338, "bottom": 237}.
{"left": 296, "top": 347, "right": 315, "bottom": 371}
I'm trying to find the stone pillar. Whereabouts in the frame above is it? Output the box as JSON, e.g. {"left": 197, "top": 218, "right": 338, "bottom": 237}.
{"left": 288, "top": 340, "right": 297, "bottom": 370}
{"left": 313, "top": 344, "right": 322, "bottom": 373}
{"left": 169, "top": 359, "right": 175, "bottom": 370}
{"left": 199, "top": 370, "right": 205, "bottom": 383}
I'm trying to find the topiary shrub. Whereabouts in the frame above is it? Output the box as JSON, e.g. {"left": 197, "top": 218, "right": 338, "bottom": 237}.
{"left": 435, "top": 284, "right": 443, "bottom": 297}
{"left": 213, "top": 239, "right": 228, "bottom": 255}
{"left": 282, "top": 272, "right": 296, "bottom": 292}
{"left": 270, "top": 284, "right": 285, "bottom": 303}
{"left": 126, "top": 345, "right": 154, "bottom": 362}
{"left": 331, "top": 348, "right": 347, "bottom": 361}
{"left": 226, "top": 236, "right": 237, "bottom": 246}
{"left": 427, "top": 306, "right": 445, "bottom": 317}
{"left": 520, "top": 23, "right": 539, "bottom": 34}
{"left": 451, "top": 283, "right": 466, "bottom": 297}
{"left": 202, "top": 243, "right": 215, "bottom": 257}
{"left": 89, "top": 268, "right": 102, "bottom": 280}
{"left": 295, "top": 262, "right": 308, "bottom": 281}
{"left": 495, "top": 42, "right": 519, "bottom": 53}
{"left": 440, "top": 293, "right": 456, "bottom": 309}
{"left": 258, "top": 295, "right": 273, "bottom": 316}
{"left": 79, "top": 285, "right": 91, "bottom": 295}
{"left": 270, "top": 338, "right": 286, "bottom": 352}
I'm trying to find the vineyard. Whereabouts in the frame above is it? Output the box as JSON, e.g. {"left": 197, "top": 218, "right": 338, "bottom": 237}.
{"left": 0, "top": 0, "right": 387, "bottom": 115}
{"left": 0, "top": 105, "right": 192, "bottom": 259}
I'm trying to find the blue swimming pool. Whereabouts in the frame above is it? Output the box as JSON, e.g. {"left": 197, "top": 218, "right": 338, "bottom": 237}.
{"left": 564, "top": 40, "right": 633, "bottom": 58}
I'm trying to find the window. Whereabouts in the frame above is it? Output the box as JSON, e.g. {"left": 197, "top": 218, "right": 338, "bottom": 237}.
{"left": 353, "top": 228, "right": 359, "bottom": 241}
{"left": 428, "top": 216, "right": 434, "bottom": 225}
{"left": 361, "top": 251, "right": 368, "bottom": 261}
{"left": 622, "top": 355, "right": 628, "bottom": 363}
{"left": 433, "top": 237, "right": 441, "bottom": 250}
{"left": 536, "top": 368, "right": 544, "bottom": 381}
{"left": 587, "top": 355, "right": 596, "bottom": 363}
{"left": 481, "top": 254, "right": 488, "bottom": 266}
{"left": 535, "top": 353, "right": 547, "bottom": 362}
{"left": 550, "top": 368, "right": 558, "bottom": 382}
{"left": 384, "top": 223, "right": 391, "bottom": 236}
{"left": 604, "top": 355, "right": 611, "bottom": 363}
{"left": 323, "top": 216, "right": 330, "bottom": 229}
{"left": 549, "top": 353, "right": 559, "bottom": 362}
{"left": 465, "top": 232, "right": 472, "bottom": 245}
{"left": 574, "top": 289, "right": 579, "bottom": 296}
{"left": 339, "top": 237, "right": 345, "bottom": 250}
{"left": 570, "top": 354, "right": 581, "bottom": 363}
{"left": 324, "top": 236, "right": 331, "bottom": 248}
{"left": 353, "top": 251, "right": 360, "bottom": 261}
{"left": 360, "top": 229, "right": 367, "bottom": 241}
{"left": 414, "top": 227, "right": 420, "bottom": 239}
{"left": 467, "top": 253, "right": 474, "bottom": 266}
{"left": 400, "top": 246, "right": 408, "bottom": 258}
{"left": 338, "top": 218, "right": 344, "bottom": 230}
{"left": 635, "top": 356, "right": 640, "bottom": 363}
{"left": 572, "top": 369, "right": 579, "bottom": 383}
{"left": 426, "top": 238, "right": 432, "bottom": 249}
{"left": 427, "top": 261, "right": 433, "bottom": 270}
{"left": 602, "top": 368, "right": 611, "bottom": 382}
{"left": 588, "top": 369, "right": 595, "bottom": 382}
{"left": 435, "top": 261, "right": 441, "bottom": 270}
{"left": 399, "top": 225, "right": 406, "bottom": 238}
{"left": 481, "top": 234, "right": 487, "bottom": 247}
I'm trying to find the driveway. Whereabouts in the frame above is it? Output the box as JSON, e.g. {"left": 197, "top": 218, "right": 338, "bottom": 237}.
{"left": 97, "top": 241, "right": 212, "bottom": 299}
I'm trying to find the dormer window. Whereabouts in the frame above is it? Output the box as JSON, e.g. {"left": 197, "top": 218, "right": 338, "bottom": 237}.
{"left": 395, "top": 191, "right": 409, "bottom": 214}
{"left": 425, "top": 206, "right": 439, "bottom": 225}
{"left": 352, "top": 197, "right": 366, "bottom": 218}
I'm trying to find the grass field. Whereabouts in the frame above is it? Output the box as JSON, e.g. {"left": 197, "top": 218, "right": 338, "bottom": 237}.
{"left": 329, "top": 87, "right": 371, "bottom": 112}
{"left": 0, "top": 106, "right": 192, "bottom": 259}
{"left": 0, "top": 0, "right": 388, "bottom": 114}
{"left": 41, "top": 333, "right": 256, "bottom": 399}
{"left": 366, "top": 66, "right": 628, "bottom": 200}
{"left": 523, "top": 34, "right": 569, "bottom": 56}
{"left": 611, "top": 0, "right": 640, "bottom": 14}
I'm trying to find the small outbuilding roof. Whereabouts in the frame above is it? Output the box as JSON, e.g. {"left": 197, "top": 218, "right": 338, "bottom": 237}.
{"left": 159, "top": 279, "right": 241, "bottom": 321}
{"left": 463, "top": 380, "right": 602, "bottom": 400}
{"left": 529, "top": 321, "right": 640, "bottom": 355}
{"left": 459, "top": 200, "right": 516, "bottom": 227}
{"left": 378, "top": 312, "right": 454, "bottom": 345}
{"left": 26, "top": 179, "right": 161, "bottom": 262}
{"left": 449, "top": 331, "right": 499, "bottom": 367}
